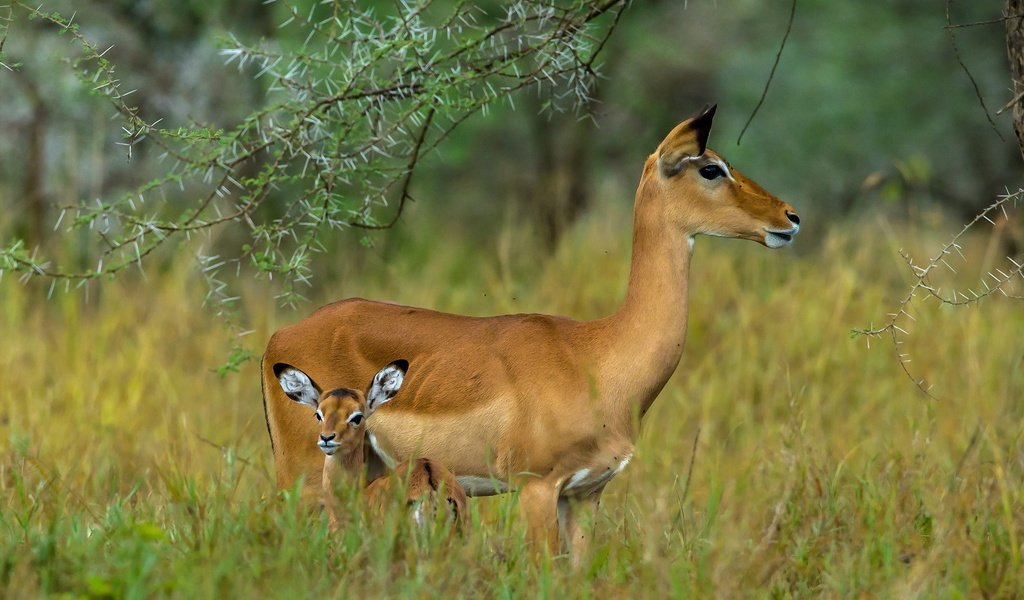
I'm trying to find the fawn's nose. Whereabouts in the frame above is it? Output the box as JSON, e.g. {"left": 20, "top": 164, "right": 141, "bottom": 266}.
{"left": 786, "top": 211, "right": 800, "bottom": 226}
{"left": 320, "top": 433, "right": 336, "bottom": 443}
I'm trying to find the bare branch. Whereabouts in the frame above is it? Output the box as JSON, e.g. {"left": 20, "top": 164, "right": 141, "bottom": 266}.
{"left": 737, "top": 0, "right": 797, "bottom": 146}
{"left": 945, "top": 0, "right": 1005, "bottom": 141}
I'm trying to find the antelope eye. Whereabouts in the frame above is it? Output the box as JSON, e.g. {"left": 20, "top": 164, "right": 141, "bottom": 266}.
{"left": 315, "top": 411, "right": 323, "bottom": 422}
{"left": 347, "top": 412, "right": 364, "bottom": 427}
{"left": 699, "top": 165, "right": 725, "bottom": 180}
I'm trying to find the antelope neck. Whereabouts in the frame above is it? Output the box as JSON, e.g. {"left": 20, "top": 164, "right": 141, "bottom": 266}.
{"left": 595, "top": 178, "right": 693, "bottom": 421}
{"left": 323, "top": 437, "right": 366, "bottom": 477}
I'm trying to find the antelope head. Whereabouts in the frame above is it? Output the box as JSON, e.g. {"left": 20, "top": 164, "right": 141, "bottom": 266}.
{"left": 652, "top": 104, "right": 801, "bottom": 248}
{"left": 275, "top": 360, "right": 408, "bottom": 456}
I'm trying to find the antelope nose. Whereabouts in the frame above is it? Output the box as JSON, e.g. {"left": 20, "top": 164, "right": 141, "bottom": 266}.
{"left": 786, "top": 211, "right": 801, "bottom": 226}
{"left": 320, "top": 433, "right": 335, "bottom": 443}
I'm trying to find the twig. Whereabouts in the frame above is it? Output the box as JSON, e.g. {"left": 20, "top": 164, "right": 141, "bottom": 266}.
{"left": 997, "top": 88, "right": 1024, "bottom": 115}
{"left": 945, "top": 0, "right": 1005, "bottom": 141}
{"left": 945, "top": 13, "right": 1024, "bottom": 29}
{"left": 351, "top": 107, "right": 435, "bottom": 230}
{"left": 737, "top": 0, "right": 796, "bottom": 145}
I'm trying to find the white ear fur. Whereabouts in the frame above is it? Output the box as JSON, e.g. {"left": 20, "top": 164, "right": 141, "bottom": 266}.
{"left": 278, "top": 367, "right": 320, "bottom": 409}
{"left": 366, "top": 360, "right": 407, "bottom": 413}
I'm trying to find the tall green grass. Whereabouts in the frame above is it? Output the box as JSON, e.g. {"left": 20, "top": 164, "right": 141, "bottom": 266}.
{"left": 2, "top": 204, "right": 1022, "bottom": 598}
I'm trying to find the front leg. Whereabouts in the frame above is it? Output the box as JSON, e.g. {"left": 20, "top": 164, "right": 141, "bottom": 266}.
{"left": 559, "top": 491, "right": 602, "bottom": 569}
{"left": 518, "top": 479, "right": 560, "bottom": 556}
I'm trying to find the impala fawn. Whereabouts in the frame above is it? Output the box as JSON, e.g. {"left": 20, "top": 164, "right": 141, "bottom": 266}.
{"left": 276, "top": 360, "right": 469, "bottom": 534}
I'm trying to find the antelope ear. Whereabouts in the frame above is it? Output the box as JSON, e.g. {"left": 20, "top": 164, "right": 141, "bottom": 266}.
{"left": 274, "top": 363, "right": 321, "bottom": 409}
{"left": 366, "top": 359, "right": 408, "bottom": 413}
{"left": 657, "top": 103, "right": 717, "bottom": 177}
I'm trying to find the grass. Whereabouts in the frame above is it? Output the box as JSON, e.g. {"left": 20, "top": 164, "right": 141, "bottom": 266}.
{"left": 1, "top": 202, "right": 1023, "bottom": 598}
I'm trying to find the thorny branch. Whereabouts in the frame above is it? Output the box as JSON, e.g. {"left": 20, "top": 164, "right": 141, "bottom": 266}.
{"left": 853, "top": 190, "right": 1024, "bottom": 398}
{"left": 0, "top": 0, "right": 628, "bottom": 312}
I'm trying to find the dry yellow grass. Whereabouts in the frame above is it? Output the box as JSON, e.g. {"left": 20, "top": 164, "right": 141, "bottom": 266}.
{"left": 1, "top": 204, "right": 1022, "bottom": 597}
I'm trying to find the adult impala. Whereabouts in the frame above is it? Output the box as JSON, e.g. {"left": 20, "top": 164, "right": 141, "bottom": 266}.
{"left": 261, "top": 105, "right": 800, "bottom": 558}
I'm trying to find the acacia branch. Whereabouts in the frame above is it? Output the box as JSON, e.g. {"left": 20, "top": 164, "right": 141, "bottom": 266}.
{"left": 0, "top": 0, "right": 629, "bottom": 307}
{"left": 853, "top": 190, "right": 1023, "bottom": 397}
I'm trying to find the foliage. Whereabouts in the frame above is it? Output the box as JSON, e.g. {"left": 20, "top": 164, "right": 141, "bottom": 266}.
{"left": 0, "top": 0, "right": 626, "bottom": 306}
{"left": 1, "top": 214, "right": 1022, "bottom": 597}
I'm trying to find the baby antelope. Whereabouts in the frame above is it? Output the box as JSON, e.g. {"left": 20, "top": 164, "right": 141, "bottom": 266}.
{"left": 275, "top": 360, "right": 469, "bottom": 533}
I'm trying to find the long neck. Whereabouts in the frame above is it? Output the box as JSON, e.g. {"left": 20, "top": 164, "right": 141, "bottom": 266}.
{"left": 598, "top": 173, "right": 693, "bottom": 421}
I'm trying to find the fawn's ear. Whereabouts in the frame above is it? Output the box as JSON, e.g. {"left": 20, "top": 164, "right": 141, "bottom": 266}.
{"left": 274, "top": 363, "right": 321, "bottom": 409}
{"left": 366, "top": 360, "right": 408, "bottom": 413}
{"left": 657, "top": 103, "right": 717, "bottom": 177}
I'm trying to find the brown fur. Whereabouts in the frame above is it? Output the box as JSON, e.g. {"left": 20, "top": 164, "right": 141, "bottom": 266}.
{"left": 365, "top": 458, "right": 470, "bottom": 533}
{"left": 310, "top": 380, "right": 469, "bottom": 534}
{"left": 263, "top": 107, "right": 799, "bottom": 558}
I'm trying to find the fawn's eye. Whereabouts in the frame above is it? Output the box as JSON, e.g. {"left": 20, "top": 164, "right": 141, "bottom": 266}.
{"left": 699, "top": 164, "right": 726, "bottom": 180}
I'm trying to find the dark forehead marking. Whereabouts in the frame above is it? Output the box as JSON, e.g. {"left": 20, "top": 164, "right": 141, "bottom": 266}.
{"left": 327, "top": 388, "right": 359, "bottom": 399}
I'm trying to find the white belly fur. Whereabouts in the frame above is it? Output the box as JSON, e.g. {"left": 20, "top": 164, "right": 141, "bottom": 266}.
{"left": 562, "top": 452, "right": 633, "bottom": 497}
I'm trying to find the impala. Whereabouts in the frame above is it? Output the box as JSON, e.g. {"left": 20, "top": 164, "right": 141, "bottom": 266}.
{"left": 277, "top": 360, "right": 469, "bottom": 533}
{"left": 261, "top": 105, "right": 800, "bottom": 558}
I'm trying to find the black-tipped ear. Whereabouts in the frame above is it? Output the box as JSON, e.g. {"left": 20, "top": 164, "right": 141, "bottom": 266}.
{"left": 691, "top": 103, "right": 716, "bottom": 155}
{"left": 275, "top": 363, "right": 321, "bottom": 409}
{"left": 657, "top": 103, "right": 718, "bottom": 178}
{"left": 366, "top": 360, "right": 408, "bottom": 413}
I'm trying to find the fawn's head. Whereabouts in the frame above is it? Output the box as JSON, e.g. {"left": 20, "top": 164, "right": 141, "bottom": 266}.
{"left": 274, "top": 360, "right": 408, "bottom": 455}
